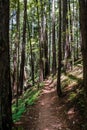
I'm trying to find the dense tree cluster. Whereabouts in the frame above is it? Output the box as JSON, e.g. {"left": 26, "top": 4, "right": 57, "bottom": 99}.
{"left": 0, "top": 0, "right": 87, "bottom": 129}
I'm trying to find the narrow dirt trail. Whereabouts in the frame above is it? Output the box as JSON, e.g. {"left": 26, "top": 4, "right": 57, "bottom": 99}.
{"left": 15, "top": 78, "right": 82, "bottom": 130}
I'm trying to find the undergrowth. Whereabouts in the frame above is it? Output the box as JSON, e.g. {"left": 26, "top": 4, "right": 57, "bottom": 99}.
{"left": 12, "top": 60, "right": 87, "bottom": 129}
{"left": 61, "top": 60, "right": 87, "bottom": 129}
{"left": 12, "top": 82, "right": 44, "bottom": 122}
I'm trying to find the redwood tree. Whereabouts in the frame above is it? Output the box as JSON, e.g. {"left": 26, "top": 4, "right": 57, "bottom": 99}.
{"left": 0, "top": 0, "right": 12, "bottom": 129}
{"left": 19, "top": 0, "right": 27, "bottom": 94}
{"left": 79, "top": 1, "right": 87, "bottom": 96}
{"left": 57, "top": 0, "right": 62, "bottom": 97}
{"left": 52, "top": 0, "right": 56, "bottom": 75}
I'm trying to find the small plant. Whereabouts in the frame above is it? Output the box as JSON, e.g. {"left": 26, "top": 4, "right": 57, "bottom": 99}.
{"left": 12, "top": 84, "right": 44, "bottom": 122}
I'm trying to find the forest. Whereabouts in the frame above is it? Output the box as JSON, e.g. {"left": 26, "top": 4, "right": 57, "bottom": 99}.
{"left": 0, "top": 0, "right": 87, "bottom": 130}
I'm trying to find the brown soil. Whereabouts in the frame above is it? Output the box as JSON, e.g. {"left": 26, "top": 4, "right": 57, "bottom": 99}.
{"left": 14, "top": 78, "right": 83, "bottom": 130}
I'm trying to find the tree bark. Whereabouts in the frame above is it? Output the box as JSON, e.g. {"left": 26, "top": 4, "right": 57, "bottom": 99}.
{"left": 43, "top": 3, "right": 49, "bottom": 78}
{"left": 57, "top": 0, "right": 62, "bottom": 97}
{"left": 52, "top": 0, "right": 56, "bottom": 75}
{"left": 27, "top": 19, "right": 35, "bottom": 86}
{"left": 0, "top": 0, "right": 12, "bottom": 129}
{"left": 16, "top": 0, "right": 20, "bottom": 109}
{"left": 19, "top": 0, "right": 27, "bottom": 94}
{"left": 48, "top": 0, "right": 51, "bottom": 74}
{"left": 36, "top": 0, "right": 44, "bottom": 82}
{"left": 63, "top": 0, "right": 67, "bottom": 60}
{"left": 79, "top": 1, "right": 87, "bottom": 96}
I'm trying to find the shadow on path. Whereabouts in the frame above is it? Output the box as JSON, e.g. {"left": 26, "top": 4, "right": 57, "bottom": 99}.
{"left": 13, "top": 78, "right": 82, "bottom": 130}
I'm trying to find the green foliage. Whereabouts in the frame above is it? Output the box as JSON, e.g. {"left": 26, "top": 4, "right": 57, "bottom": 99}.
{"left": 76, "top": 90, "right": 87, "bottom": 115}
{"left": 68, "top": 92, "right": 77, "bottom": 101}
{"left": 12, "top": 87, "right": 41, "bottom": 122}
{"left": 12, "top": 106, "right": 25, "bottom": 122}
{"left": 39, "top": 82, "right": 45, "bottom": 88}
{"left": 74, "top": 59, "right": 82, "bottom": 65}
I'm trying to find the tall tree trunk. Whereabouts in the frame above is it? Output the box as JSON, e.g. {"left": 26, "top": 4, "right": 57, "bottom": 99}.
{"left": 63, "top": 0, "right": 67, "bottom": 60}
{"left": 43, "top": 3, "right": 49, "bottom": 78}
{"left": 48, "top": 0, "right": 51, "bottom": 74}
{"left": 16, "top": 0, "right": 20, "bottom": 109}
{"left": 63, "top": 0, "right": 71, "bottom": 71}
{"left": 52, "top": 0, "right": 56, "bottom": 75}
{"left": 57, "top": 0, "right": 62, "bottom": 97}
{"left": 76, "top": 2, "right": 79, "bottom": 60}
{"left": 40, "top": 0, "right": 44, "bottom": 79}
{"left": 0, "top": 0, "right": 12, "bottom": 129}
{"left": 27, "top": 20, "right": 35, "bottom": 86}
{"left": 19, "top": 0, "right": 27, "bottom": 94}
{"left": 79, "top": 1, "right": 87, "bottom": 96}
{"left": 36, "top": 0, "right": 44, "bottom": 82}
{"left": 13, "top": 0, "right": 20, "bottom": 96}
{"left": 69, "top": 0, "right": 73, "bottom": 69}
{"left": 73, "top": 0, "right": 76, "bottom": 61}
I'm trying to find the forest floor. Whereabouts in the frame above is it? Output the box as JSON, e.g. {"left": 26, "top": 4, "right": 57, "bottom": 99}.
{"left": 14, "top": 63, "right": 87, "bottom": 130}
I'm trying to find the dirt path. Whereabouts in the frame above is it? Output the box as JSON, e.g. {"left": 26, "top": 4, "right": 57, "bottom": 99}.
{"left": 15, "top": 79, "right": 82, "bottom": 130}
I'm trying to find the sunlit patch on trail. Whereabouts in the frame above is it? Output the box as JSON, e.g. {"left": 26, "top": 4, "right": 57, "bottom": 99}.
{"left": 42, "top": 88, "right": 55, "bottom": 94}
{"left": 67, "top": 107, "right": 75, "bottom": 119}
{"left": 44, "top": 128, "right": 49, "bottom": 130}
{"left": 14, "top": 65, "right": 83, "bottom": 130}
